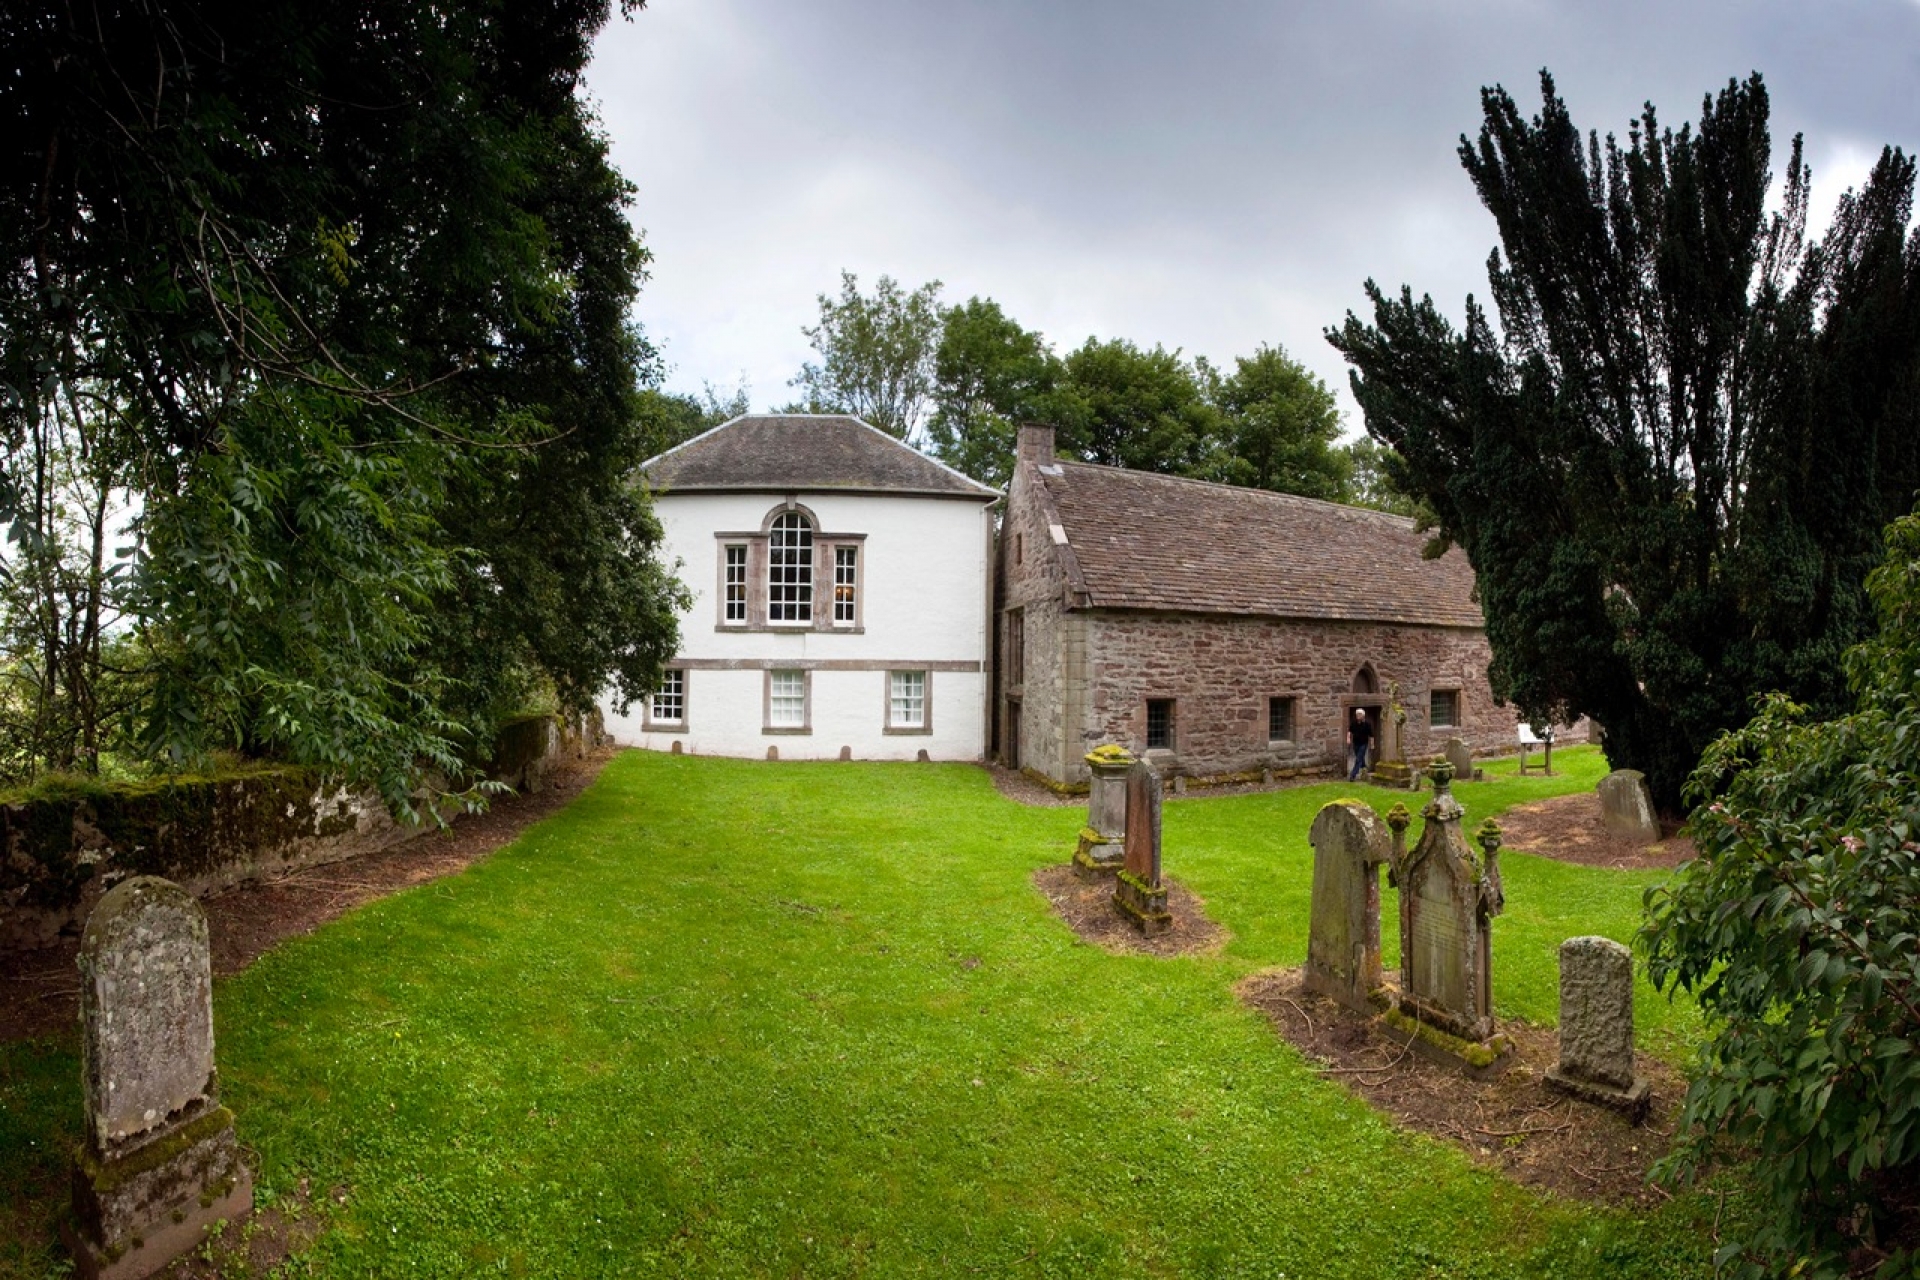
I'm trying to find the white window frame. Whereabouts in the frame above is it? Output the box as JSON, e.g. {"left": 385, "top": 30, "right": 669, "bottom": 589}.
{"left": 766, "top": 669, "right": 810, "bottom": 733}
{"left": 722, "top": 544, "right": 748, "bottom": 624}
{"left": 644, "top": 669, "right": 687, "bottom": 731}
{"left": 833, "top": 545, "right": 859, "bottom": 626}
{"left": 886, "top": 670, "right": 930, "bottom": 734}
{"left": 768, "top": 512, "right": 813, "bottom": 624}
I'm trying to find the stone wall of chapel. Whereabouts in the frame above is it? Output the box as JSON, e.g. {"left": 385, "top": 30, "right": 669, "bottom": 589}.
{"left": 1066, "top": 611, "right": 1519, "bottom": 785}
{"left": 995, "top": 457, "right": 1073, "bottom": 779}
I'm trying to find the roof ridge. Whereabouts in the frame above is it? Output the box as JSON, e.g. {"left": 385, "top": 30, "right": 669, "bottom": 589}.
{"left": 1048, "top": 458, "right": 1417, "bottom": 528}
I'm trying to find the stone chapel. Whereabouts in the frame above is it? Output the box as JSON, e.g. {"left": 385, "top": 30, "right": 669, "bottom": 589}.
{"left": 995, "top": 424, "right": 1520, "bottom": 788}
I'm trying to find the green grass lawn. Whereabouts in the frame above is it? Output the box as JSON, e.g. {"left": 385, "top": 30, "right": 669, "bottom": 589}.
{"left": 1, "top": 745, "right": 1732, "bottom": 1278}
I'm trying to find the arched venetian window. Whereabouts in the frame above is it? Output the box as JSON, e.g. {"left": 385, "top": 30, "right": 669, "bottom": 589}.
{"left": 768, "top": 511, "right": 814, "bottom": 622}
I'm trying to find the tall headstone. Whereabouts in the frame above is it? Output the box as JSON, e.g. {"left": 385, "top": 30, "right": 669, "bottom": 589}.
{"left": 1112, "top": 759, "right": 1171, "bottom": 935}
{"left": 67, "top": 877, "right": 251, "bottom": 1280}
{"left": 1388, "top": 762, "right": 1508, "bottom": 1059}
{"left": 1369, "top": 684, "right": 1415, "bottom": 788}
{"left": 1074, "top": 747, "right": 1134, "bottom": 879}
{"left": 1596, "top": 770, "right": 1660, "bottom": 844}
{"left": 1304, "top": 801, "right": 1392, "bottom": 1011}
{"left": 1546, "top": 936, "right": 1651, "bottom": 1119}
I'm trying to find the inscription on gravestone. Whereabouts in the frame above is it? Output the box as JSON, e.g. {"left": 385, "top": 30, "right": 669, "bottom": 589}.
{"left": 67, "top": 877, "right": 251, "bottom": 1280}
{"left": 1112, "top": 759, "right": 1170, "bottom": 936}
{"left": 1388, "top": 762, "right": 1508, "bottom": 1059}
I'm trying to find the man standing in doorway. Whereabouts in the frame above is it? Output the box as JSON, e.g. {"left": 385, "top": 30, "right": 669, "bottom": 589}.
{"left": 1347, "top": 708, "right": 1373, "bottom": 782}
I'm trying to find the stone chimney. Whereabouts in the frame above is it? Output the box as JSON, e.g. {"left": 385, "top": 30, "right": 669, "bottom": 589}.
{"left": 1016, "top": 422, "right": 1056, "bottom": 465}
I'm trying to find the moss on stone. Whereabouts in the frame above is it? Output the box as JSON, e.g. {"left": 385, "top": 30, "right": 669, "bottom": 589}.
{"left": 74, "top": 1107, "right": 236, "bottom": 1194}
{"left": 1380, "top": 1007, "right": 1506, "bottom": 1069}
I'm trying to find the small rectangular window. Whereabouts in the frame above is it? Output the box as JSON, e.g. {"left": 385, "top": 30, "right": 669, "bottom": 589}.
{"left": 770, "top": 670, "right": 807, "bottom": 728}
{"left": 1430, "top": 689, "right": 1459, "bottom": 728}
{"left": 723, "top": 545, "right": 747, "bottom": 623}
{"left": 834, "top": 546, "right": 858, "bottom": 625}
{"left": 889, "top": 670, "right": 926, "bottom": 729}
{"left": 1146, "top": 699, "right": 1174, "bottom": 750}
{"left": 648, "top": 669, "right": 685, "bottom": 727}
{"left": 1006, "top": 609, "right": 1024, "bottom": 686}
{"left": 1267, "top": 696, "right": 1294, "bottom": 742}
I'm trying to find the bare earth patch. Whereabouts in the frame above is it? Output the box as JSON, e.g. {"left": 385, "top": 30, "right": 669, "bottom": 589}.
{"left": 1238, "top": 968, "right": 1683, "bottom": 1206}
{"left": 0, "top": 746, "right": 618, "bottom": 1046}
{"left": 1496, "top": 791, "right": 1694, "bottom": 870}
{"left": 1031, "top": 864, "right": 1229, "bottom": 957}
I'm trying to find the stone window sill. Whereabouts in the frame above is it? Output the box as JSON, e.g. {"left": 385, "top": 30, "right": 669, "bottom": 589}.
{"left": 883, "top": 726, "right": 932, "bottom": 736}
{"left": 762, "top": 726, "right": 812, "bottom": 735}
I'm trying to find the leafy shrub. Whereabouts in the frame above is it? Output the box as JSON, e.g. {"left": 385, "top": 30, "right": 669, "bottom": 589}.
{"left": 1643, "top": 511, "right": 1920, "bottom": 1278}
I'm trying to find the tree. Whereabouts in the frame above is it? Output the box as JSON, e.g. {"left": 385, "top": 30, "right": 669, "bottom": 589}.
{"left": 1209, "top": 344, "right": 1351, "bottom": 500}
{"left": 1642, "top": 507, "right": 1920, "bottom": 1279}
{"left": 1, "top": 0, "right": 681, "bottom": 813}
{"left": 791, "top": 272, "right": 944, "bottom": 442}
{"left": 1328, "top": 71, "right": 1920, "bottom": 810}
{"left": 925, "top": 297, "right": 1060, "bottom": 489}
{"left": 1051, "top": 338, "right": 1222, "bottom": 476}
{"left": 1342, "top": 437, "right": 1421, "bottom": 517}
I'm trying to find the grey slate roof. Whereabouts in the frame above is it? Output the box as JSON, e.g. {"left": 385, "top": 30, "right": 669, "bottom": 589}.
{"left": 645, "top": 414, "right": 999, "bottom": 499}
{"left": 1034, "top": 460, "right": 1484, "bottom": 628}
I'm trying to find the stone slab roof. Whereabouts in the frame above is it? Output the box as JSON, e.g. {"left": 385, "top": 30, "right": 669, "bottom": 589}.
{"left": 1035, "top": 461, "right": 1483, "bottom": 627}
{"left": 646, "top": 414, "right": 999, "bottom": 500}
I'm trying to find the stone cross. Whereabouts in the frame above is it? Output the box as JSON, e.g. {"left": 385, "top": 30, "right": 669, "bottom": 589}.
{"left": 1546, "top": 936, "right": 1651, "bottom": 1119}
{"left": 68, "top": 877, "right": 251, "bottom": 1280}
{"left": 1304, "top": 800, "right": 1392, "bottom": 1011}
{"left": 1112, "top": 759, "right": 1170, "bottom": 935}
{"left": 1074, "top": 747, "right": 1134, "bottom": 879}
{"left": 1388, "top": 761, "right": 1506, "bottom": 1046}
{"left": 1596, "top": 770, "right": 1660, "bottom": 844}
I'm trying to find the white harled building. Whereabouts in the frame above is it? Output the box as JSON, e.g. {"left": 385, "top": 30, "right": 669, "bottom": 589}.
{"left": 601, "top": 414, "right": 1000, "bottom": 760}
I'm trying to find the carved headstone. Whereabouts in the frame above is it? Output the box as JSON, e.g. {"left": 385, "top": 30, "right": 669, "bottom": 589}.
{"left": 1443, "top": 737, "right": 1474, "bottom": 783}
{"left": 1304, "top": 801, "right": 1391, "bottom": 1011}
{"left": 1075, "top": 749, "right": 1133, "bottom": 878}
{"left": 1388, "top": 763, "right": 1508, "bottom": 1061}
{"left": 1546, "top": 936, "right": 1651, "bottom": 1119}
{"left": 1112, "top": 760, "right": 1170, "bottom": 935}
{"left": 1596, "top": 770, "right": 1659, "bottom": 844}
{"left": 67, "top": 877, "right": 251, "bottom": 1279}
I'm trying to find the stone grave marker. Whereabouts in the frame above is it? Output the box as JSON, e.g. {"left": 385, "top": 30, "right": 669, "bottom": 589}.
{"left": 1388, "top": 762, "right": 1509, "bottom": 1065}
{"left": 1112, "top": 759, "right": 1170, "bottom": 935}
{"left": 1074, "top": 747, "right": 1134, "bottom": 879}
{"left": 1304, "top": 801, "right": 1392, "bottom": 1011}
{"left": 67, "top": 876, "right": 251, "bottom": 1279}
{"left": 1443, "top": 737, "right": 1474, "bottom": 783}
{"left": 1596, "top": 770, "right": 1660, "bottom": 844}
{"left": 1546, "top": 936, "right": 1651, "bottom": 1119}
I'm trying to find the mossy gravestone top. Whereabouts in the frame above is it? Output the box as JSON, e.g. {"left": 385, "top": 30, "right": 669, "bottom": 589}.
{"left": 69, "top": 876, "right": 250, "bottom": 1280}
{"left": 1304, "top": 800, "right": 1391, "bottom": 1012}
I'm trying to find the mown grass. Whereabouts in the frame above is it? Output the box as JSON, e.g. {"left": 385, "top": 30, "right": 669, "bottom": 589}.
{"left": 1, "top": 745, "right": 1731, "bottom": 1277}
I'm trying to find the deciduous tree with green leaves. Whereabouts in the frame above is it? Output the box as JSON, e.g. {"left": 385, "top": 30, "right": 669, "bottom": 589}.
{"left": 1209, "top": 344, "right": 1350, "bottom": 500}
{"left": 1, "top": 0, "right": 682, "bottom": 813}
{"left": 926, "top": 297, "right": 1060, "bottom": 491}
{"left": 1328, "top": 71, "right": 1920, "bottom": 811}
{"left": 791, "top": 272, "right": 945, "bottom": 443}
{"left": 1644, "top": 508, "right": 1920, "bottom": 1279}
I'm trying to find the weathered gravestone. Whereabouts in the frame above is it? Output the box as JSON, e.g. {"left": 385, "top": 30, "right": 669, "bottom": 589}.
{"left": 1443, "top": 737, "right": 1475, "bottom": 784}
{"left": 67, "top": 877, "right": 251, "bottom": 1280}
{"left": 1112, "top": 759, "right": 1171, "bottom": 935}
{"left": 1546, "top": 936, "right": 1651, "bottom": 1119}
{"left": 1596, "top": 770, "right": 1660, "bottom": 844}
{"left": 1304, "top": 801, "right": 1392, "bottom": 1011}
{"left": 1387, "top": 762, "right": 1510, "bottom": 1068}
{"left": 1074, "top": 747, "right": 1134, "bottom": 879}
{"left": 1369, "top": 686, "right": 1415, "bottom": 789}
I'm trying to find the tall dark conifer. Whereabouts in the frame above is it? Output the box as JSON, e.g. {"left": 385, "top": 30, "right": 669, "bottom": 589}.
{"left": 1330, "top": 72, "right": 1920, "bottom": 809}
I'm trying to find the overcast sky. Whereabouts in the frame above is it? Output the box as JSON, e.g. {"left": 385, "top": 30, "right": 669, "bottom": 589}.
{"left": 587, "top": 1, "right": 1919, "bottom": 435}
